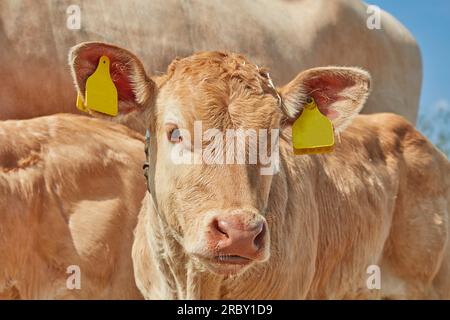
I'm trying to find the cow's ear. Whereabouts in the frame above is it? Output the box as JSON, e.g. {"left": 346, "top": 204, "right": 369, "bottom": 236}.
{"left": 279, "top": 67, "right": 371, "bottom": 132}
{"left": 69, "top": 42, "right": 156, "bottom": 133}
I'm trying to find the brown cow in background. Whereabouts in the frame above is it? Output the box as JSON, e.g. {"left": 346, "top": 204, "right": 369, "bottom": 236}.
{"left": 0, "top": 0, "right": 421, "bottom": 123}
{"left": 0, "top": 115, "right": 145, "bottom": 299}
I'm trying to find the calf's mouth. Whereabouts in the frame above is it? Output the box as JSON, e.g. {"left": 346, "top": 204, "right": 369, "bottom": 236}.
{"left": 213, "top": 254, "right": 252, "bottom": 265}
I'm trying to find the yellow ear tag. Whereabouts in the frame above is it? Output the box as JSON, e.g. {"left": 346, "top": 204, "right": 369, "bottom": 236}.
{"left": 292, "top": 97, "right": 334, "bottom": 155}
{"left": 76, "top": 93, "right": 88, "bottom": 112}
{"left": 79, "top": 55, "right": 118, "bottom": 116}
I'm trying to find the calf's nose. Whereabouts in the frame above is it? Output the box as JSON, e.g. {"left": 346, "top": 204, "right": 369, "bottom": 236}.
{"left": 210, "top": 214, "right": 266, "bottom": 260}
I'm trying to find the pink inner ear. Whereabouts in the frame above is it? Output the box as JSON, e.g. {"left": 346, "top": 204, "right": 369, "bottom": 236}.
{"left": 110, "top": 61, "right": 136, "bottom": 101}
{"left": 78, "top": 47, "right": 136, "bottom": 102}
{"left": 306, "top": 74, "right": 355, "bottom": 121}
{"left": 318, "top": 107, "right": 339, "bottom": 120}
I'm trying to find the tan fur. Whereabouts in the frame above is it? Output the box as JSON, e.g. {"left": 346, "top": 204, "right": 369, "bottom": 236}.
{"left": 1, "top": 0, "right": 421, "bottom": 124}
{"left": 0, "top": 115, "right": 145, "bottom": 299}
{"left": 0, "top": 44, "right": 443, "bottom": 299}
{"left": 122, "top": 51, "right": 449, "bottom": 299}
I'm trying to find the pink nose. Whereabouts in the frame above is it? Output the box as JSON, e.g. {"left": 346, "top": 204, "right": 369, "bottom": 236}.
{"left": 210, "top": 214, "right": 266, "bottom": 260}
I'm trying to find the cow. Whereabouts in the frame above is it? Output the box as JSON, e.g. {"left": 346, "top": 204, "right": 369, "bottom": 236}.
{"left": 68, "top": 42, "right": 449, "bottom": 299}
{"left": 0, "top": 114, "right": 145, "bottom": 299}
{"left": 1, "top": 0, "right": 421, "bottom": 123}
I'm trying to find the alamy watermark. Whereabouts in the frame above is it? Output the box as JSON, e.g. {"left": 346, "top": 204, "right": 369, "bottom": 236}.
{"left": 169, "top": 121, "right": 280, "bottom": 176}
{"left": 366, "top": 264, "right": 381, "bottom": 290}
{"left": 366, "top": 5, "right": 382, "bottom": 30}
{"left": 66, "top": 4, "right": 81, "bottom": 30}
{"left": 66, "top": 265, "right": 81, "bottom": 290}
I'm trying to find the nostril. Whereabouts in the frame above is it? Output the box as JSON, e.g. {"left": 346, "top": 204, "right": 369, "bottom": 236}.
{"left": 253, "top": 223, "right": 266, "bottom": 250}
{"left": 215, "top": 219, "right": 229, "bottom": 238}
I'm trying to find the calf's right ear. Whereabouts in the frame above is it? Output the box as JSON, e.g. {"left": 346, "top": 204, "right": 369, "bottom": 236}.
{"left": 68, "top": 42, "right": 156, "bottom": 133}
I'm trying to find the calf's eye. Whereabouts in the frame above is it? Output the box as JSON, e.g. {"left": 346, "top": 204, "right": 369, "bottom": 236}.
{"left": 166, "top": 124, "right": 182, "bottom": 143}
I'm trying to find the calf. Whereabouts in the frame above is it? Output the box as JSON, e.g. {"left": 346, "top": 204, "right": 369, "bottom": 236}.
{"left": 1, "top": 42, "right": 445, "bottom": 300}
{"left": 69, "top": 42, "right": 450, "bottom": 299}
{"left": 0, "top": 114, "right": 145, "bottom": 299}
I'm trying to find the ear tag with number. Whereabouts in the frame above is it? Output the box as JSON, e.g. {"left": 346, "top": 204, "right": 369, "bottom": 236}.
{"left": 76, "top": 55, "right": 118, "bottom": 116}
{"left": 292, "top": 97, "right": 334, "bottom": 155}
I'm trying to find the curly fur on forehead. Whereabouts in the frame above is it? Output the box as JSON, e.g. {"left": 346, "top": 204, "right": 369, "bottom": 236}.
{"left": 161, "top": 51, "right": 282, "bottom": 131}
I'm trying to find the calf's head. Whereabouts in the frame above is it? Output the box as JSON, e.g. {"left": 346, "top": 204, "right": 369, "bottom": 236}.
{"left": 70, "top": 42, "right": 370, "bottom": 276}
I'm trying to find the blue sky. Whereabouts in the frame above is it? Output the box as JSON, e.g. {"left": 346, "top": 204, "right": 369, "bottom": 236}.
{"left": 369, "top": 0, "right": 450, "bottom": 123}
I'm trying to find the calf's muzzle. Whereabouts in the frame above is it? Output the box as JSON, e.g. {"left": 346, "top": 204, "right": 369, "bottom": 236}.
{"left": 208, "top": 212, "right": 267, "bottom": 262}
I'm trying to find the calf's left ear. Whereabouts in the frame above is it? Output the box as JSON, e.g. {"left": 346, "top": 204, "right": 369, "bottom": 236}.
{"left": 279, "top": 67, "right": 371, "bottom": 132}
